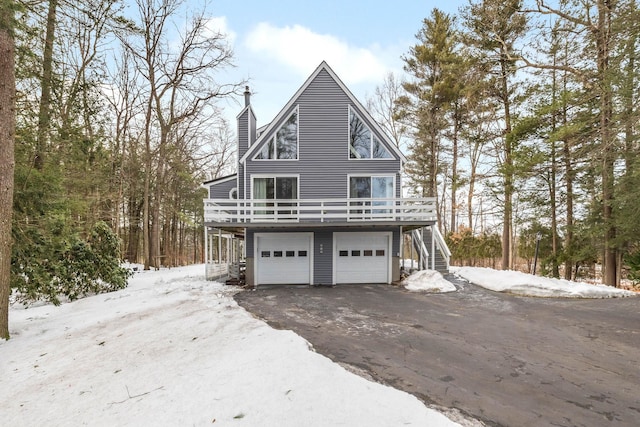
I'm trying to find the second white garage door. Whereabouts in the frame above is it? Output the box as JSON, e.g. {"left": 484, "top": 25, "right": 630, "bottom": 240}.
{"left": 334, "top": 232, "right": 392, "bottom": 284}
{"left": 255, "top": 233, "right": 313, "bottom": 285}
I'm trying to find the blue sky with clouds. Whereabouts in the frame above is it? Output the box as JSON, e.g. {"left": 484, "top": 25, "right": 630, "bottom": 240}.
{"left": 196, "top": 0, "right": 467, "bottom": 125}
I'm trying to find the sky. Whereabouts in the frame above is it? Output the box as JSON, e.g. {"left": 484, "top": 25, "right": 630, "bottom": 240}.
{"left": 176, "top": 0, "right": 469, "bottom": 126}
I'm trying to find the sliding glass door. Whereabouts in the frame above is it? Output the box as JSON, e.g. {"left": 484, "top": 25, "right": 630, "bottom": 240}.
{"left": 253, "top": 177, "right": 298, "bottom": 218}
{"left": 349, "top": 175, "right": 394, "bottom": 218}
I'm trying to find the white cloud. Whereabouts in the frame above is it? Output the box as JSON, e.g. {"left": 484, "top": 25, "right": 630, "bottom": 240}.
{"left": 244, "top": 22, "right": 389, "bottom": 85}
{"left": 203, "top": 16, "right": 236, "bottom": 43}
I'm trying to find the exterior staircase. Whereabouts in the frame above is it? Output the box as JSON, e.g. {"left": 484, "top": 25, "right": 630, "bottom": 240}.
{"left": 411, "top": 227, "right": 450, "bottom": 274}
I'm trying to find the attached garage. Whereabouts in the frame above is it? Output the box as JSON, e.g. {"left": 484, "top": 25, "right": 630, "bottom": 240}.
{"left": 254, "top": 233, "right": 313, "bottom": 285}
{"left": 333, "top": 232, "right": 392, "bottom": 284}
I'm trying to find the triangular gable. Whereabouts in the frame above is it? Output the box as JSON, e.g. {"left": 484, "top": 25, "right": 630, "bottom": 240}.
{"left": 239, "top": 61, "right": 406, "bottom": 164}
{"left": 235, "top": 104, "right": 255, "bottom": 121}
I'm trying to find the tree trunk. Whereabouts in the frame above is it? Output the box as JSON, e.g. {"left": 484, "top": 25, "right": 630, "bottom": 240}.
{"left": 468, "top": 139, "right": 481, "bottom": 232}
{"left": 142, "top": 99, "right": 152, "bottom": 270}
{"left": 151, "top": 131, "right": 166, "bottom": 268}
{"left": 500, "top": 57, "right": 514, "bottom": 271}
{"left": 450, "top": 105, "right": 459, "bottom": 234}
{"left": 562, "top": 66, "right": 574, "bottom": 280}
{"left": 0, "top": 0, "right": 16, "bottom": 339}
{"left": 35, "top": 0, "right": 58, "bottom": 170}
{"left": 597, "top": 0, "right": 617, "bottom": 286}
{"left": 549, "top": 60, "right": 560, "bottom": 278}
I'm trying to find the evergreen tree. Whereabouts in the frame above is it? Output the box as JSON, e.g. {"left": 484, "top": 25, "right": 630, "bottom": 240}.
{"left": 399, "top": 8, "right": 461, "bottom": 229}
{"left": 462, "top": 0, "right": 528, "bottom": 271}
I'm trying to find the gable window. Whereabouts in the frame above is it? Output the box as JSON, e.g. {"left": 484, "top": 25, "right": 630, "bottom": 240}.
{"left": 349, "top": 175, "right": 394, "bottom": 218}
{"left": 349, "top": 107, "right": 393, "bottom": 159}
{"left": 253, "top": 176, "right": 298, "bottom": 218}
{"left": 255, "top": 108, "right": 298, "bottom": 160}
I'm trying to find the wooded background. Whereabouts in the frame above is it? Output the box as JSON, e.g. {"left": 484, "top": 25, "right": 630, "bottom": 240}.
{"left": 369, "top": 0, "right": 639, "bottom": 286}
{"left": 3, "top": 0, "right": 639, "bottom": 301}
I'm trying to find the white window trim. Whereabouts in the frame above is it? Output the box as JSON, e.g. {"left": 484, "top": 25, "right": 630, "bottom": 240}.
{"left": 253, "top": 105, "right": 300, "bottom": 161}
{"left": 250, "top": 174, "right": 301, "bottom": 200}
{"left": 347, "top": 174, "right": 396, "bottom": 222}
{"left": 347, "top": 174, "right": 397, "bottom": 199}
{"left": 250, "top": 174, "right": 301, "bottom": 222}
{"left": 347, "top": 105, "right": 394, "bottom": 161}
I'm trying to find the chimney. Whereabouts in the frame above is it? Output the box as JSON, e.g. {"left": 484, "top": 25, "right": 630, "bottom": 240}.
{"left": 244, "top": 86, "right": 251, "bottom": 107}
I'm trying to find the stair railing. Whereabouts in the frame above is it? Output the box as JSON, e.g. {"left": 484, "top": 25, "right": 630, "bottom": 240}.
{"left": 431, "top": 226, "right": 451, "bottom": 269}
{"left": 411, "top": 228, "right": 429, "bottom": 270}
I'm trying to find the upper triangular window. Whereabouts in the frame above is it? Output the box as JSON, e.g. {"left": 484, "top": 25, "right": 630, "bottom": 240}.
{"left": 255, "top": 108, "right": 298, "bottom": 160}
{"left": 349, "top": 107, "right": 393, "bottom": 159}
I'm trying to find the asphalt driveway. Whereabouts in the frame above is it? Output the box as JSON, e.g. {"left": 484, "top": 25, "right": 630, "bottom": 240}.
{"left": 234, "top": 277, "right": 640, "bottom": 427}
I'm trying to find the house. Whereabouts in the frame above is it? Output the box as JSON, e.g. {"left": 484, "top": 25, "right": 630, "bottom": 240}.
{"left": 203, "top": 61, "right": 450, "bottom": 286}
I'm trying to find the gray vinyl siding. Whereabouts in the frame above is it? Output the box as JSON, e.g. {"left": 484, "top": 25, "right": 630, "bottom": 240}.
{"left": 246, "top": 226, "right": 400, "bottom": 285}
{"left": 245, "top": 69, "right": 402, "bottom": 199}
{"left": 249, "top": 108, "right": 257, "bottom": 145}
{"left": 238, "top": 163, "right": 245, "bottom": 200}
{"left": 313, "top": 230, "right": 333, "bottom": 284}
{"left": 237, "top": 108, "right": 249, "bottom": 161}
{"left": 208, "top": 178, "right": 236, "bottom": 199}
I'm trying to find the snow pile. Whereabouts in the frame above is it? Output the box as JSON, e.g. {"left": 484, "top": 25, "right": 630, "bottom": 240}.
{"left": 402, "top": 269, "right": 457, "bottom": 293}
{"left": 453, "top": 266, "right": 637, "bottom": 298}
{"left": 1, "top": 265, "right": 460, "bottom": 427}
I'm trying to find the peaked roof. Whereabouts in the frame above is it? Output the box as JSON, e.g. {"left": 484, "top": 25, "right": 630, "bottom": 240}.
{"left": 203, "top": 173, "right": 237, "bottom": 187}
{"left": 239, "top": 61, "right": 406, "bottom": 164}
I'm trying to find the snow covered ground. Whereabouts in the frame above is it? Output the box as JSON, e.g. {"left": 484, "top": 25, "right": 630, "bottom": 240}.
{"left": 453, "top": 266, "right": 637, "bottom": 298}
{"left": 1, "top": 265, "right": 460, "bottom": 427}
{"left": 402, "top": 269, "right": 457, "bottom": 293}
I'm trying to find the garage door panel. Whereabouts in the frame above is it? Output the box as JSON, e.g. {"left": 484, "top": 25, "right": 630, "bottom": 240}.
{"left": 256, "top": 234, "right": 312, "bottom": 285}
{"left": 335, "top": 232, "right": 390, "bottom": 284}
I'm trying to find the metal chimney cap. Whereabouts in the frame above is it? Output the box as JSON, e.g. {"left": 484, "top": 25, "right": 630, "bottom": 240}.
{"left": 244, "top": 86, "right": 251, "bottom": 106}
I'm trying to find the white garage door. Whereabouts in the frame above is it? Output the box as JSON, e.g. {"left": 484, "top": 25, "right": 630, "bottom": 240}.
{"left": 334, "top": 232, "right": 391, "bottom": 284}
{"left": 255, "top": 233, "right": 312, "bottom": 285}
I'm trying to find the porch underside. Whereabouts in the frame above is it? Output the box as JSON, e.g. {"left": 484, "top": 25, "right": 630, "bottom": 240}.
{"left": 204, "top": 221, "right": 450, "bottom": 285}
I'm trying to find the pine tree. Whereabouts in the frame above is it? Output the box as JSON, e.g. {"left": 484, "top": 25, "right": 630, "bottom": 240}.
{"left": 399, "top": 8, "right": 461, "bottom": 230}
{"left": 462, "top": 0, "right": 527, "bottom": 270}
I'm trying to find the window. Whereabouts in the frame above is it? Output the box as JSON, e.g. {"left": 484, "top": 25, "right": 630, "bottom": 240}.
{"left": 286, "top": 251, "right": 295, "bottom": 257}
{"left": 339, "top": 250, "right": 348, "bottom": 257}
{"left": 364, "top": 250, "right": 373, "bottom": 256}
{"left": 255, "top": 109, "right": 298, "bottom": 160}
{"left": 261, "top": 251, "right": 271, "bottom": 257}
{"left": 298, "top": 250, "right": 307, "bottom": 257}
{"left": 349, "top": 107, "right": 392, "bottom": 159}
{"left": 253, "top": 176, "right": 298, "bottom": 216}
{"left": 274, "top": 251, "right": 283, "bottom": 257}
{"left": 376, "top": 250, "right": 385, "bottom": 256}
{"left": 352, "top": 250, "right": 361, "bottom": 256}
{"left": 349, "top": 175, "right": 394, "bottom": 216}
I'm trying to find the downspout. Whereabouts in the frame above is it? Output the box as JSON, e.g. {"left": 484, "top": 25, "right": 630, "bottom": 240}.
{"left": 204, "top": 226, "right": 208, "bottom": 279}
{"left": 421, "top": 226, "right": 425, "bottom": 270}
{"left": 400, "top": 226, "right": 404, "bottom": 272}
{"left": 218, "top": 229, "right": 222, "bottom": 265}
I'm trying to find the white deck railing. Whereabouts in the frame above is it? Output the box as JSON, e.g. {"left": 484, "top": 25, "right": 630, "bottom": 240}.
{"left": 204, "top": 197, "right": 437, "bottom": 224}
